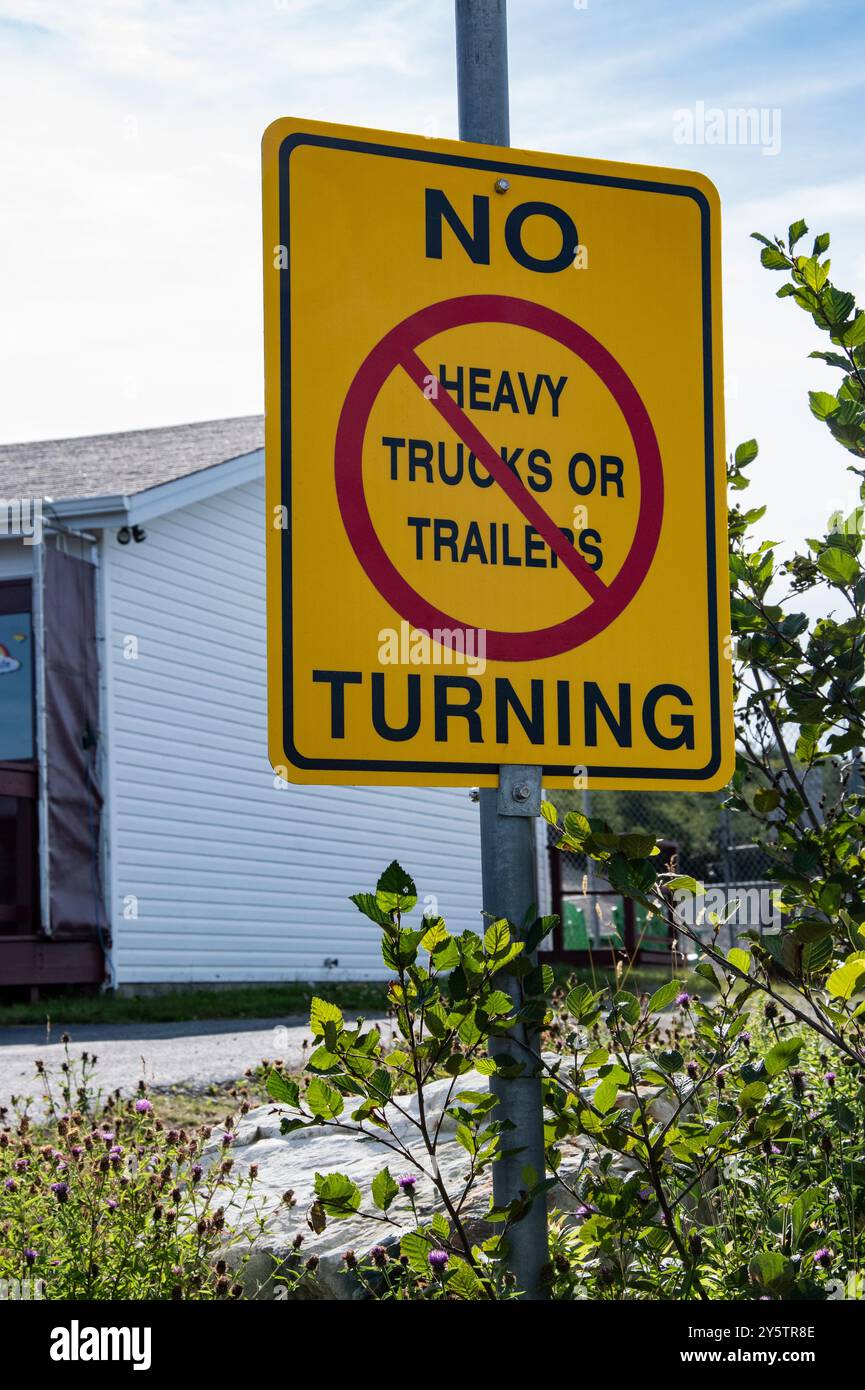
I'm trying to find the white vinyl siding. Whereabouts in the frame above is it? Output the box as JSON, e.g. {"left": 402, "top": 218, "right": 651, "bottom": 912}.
{"left": 104, "top": 477, "right": 483, "bottom": 983}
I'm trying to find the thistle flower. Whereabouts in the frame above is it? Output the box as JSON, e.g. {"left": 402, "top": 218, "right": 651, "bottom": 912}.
{"left": 23, "top": 1248, "right": 38, "bottom": 1265}
{"left": 824, "top": 1071, "right": 836, "bottom": 1087}
{"left": 686, "top": 1060, "right": 699, "bottom": 1080}
{"left": 370, "top": 1245, "right": 388, "bottom": 1267}
{"left": 50, "top": 1181, "right": 70, "bottom": 1203}
{"left": 342, "top": 1250, "right": 358, "bottom": 1270}
{"left": 134, "top": 1099, "right": 153, "bottom": 1115}
{"left": 676, "top": 992, "right": 691, "bottom": 1008}
{"left": 813, "top": 1247, "right": 833, "bottom": 1269}
{"left": 790, "top": 1069, "right": 806, "bottom": 1097}
{"left": 428, "top": 1249, "right": 449, "bottom": 1271}
{"left": 4, "top": 1178, "right": 16, "bottom": 1192}
{"left": 397, "top": 1173, "right": 418, "bottom": 1192}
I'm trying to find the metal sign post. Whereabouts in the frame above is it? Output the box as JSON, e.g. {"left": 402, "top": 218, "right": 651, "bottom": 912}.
{"left": 455, "top": 0, "right": 549, "bottom": 1301}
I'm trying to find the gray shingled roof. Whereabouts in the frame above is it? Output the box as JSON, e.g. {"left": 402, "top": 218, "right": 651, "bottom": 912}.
{"left": 0, "top": 416, "right": 264, "bottom": 503}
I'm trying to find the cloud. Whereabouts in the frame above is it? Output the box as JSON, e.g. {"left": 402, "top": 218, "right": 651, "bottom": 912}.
{"left": 0, "top": 0, "right": 862, "bottom": 558}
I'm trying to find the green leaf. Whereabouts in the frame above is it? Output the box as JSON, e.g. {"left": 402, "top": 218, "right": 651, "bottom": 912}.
{"left": 400, "top": 1230, "right": 434, "bottom": 1272}
{"left": 647, "top": 979, "right": 680, "bottom": 1013}
{"left": 484, "top": 918, "right": 511, "bottom": 958}
{"left": 788, "top": 219, "right": 808, "bottom": 250}
{"left": 727, "top": 947, "right": 751, "bottom": 976}
{"left": 349, "top": 892, "right": 394, "bottom": 928}
{"left": 749, "top": 1250, "right": 795, "bottom": 1294}
{"left": 620, "top": 833, "right": 657, "bottom": 859}
{"left": 818, "top": 547, "right": 859, "bottom": 584}
{"left": 593, "top": 1074, "right": 619, "bottom": 1114}
{"left": 760, "top": 246, "right": 789, "bottom": 270}
{"left": 375, "top": 861, "right": 418, "bottom": 914}
{"left": 371, "top": 1166, "right": 399, "bottom": 1212}
{"left": 809, "top": 390, "right": 840, "bottom": 420}
{"left": 313, "top": 1172, "right": 361, "bottom": 1219}
{"left": 482, "top": 989, "right": 514, "bottom": 1017}
{"left": 306, "top": 1078, "right": 345, "bottom": 1119}
{"left": 753, "top": 787, "right": 780, "bottom": 813}
{"left": 420, "top": 916, "right": 449, "bottom": 952}
{"left": 563, "top": 809, "right": 590, "bottom": 839}
{"left": 446, "top": 1256, "right": 484, "bottom": 1299}
{"left": 842, "top": 313, "right": 865, "bottom": 348}
{"left": 310, "top": 996, "right": 343, "bottom": 1037}
{"left": 666, "top": 874, "right": 702, "bottom": 895}
{"left": 540, "top": 800, "right": 558, "bottom": 825}
{"left": 826, "top": 958, "right": 865, "bottom": 1001}
{"left": 734, "top": 438, "right": 759, "bottom": 467}
{"left": 266, "top": 1070, "right": 300, "bottom": 1107}
{"left": 763, "top": 1036, "right": 804, "bottom": 1076}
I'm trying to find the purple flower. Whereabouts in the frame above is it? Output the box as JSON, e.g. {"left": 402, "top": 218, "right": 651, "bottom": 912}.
{"left": 397, "top": 1173, "right": 418, "bottom": 1192}
{"left": 636, "top": 1187, "right": 653, "bottom": 1204}
{"left": 741, "top": 1031, "right": 752, "bottom": 1044}
{"left": 428, "top": 1249, "right": 449, "bottom": 1271}
{"left": 4, "top": 1178, "right": 16, "bottom": 1192}
{"left": 813, "top": 1247, "right": 832, "bottom": 1269}
{"left": 51, "top": 1181, "right": 70, "bottom": 1203}
{"left": 106, "top": 1198, "right": 118, "bottom": 1211}
{"left": 676, "top": 992, "right": 691, "bottom": 1008}
{"left": 824, "top": 1072, "right": 836, "bottom": 1087}
{"left": 134, "top": 1099, "right": 152, "bottom": 1115}
{"left": 686, "top": 1060, "right": 699, "bottom": 1080}
{"left": 575, "top": 1203, "right": 595, "bottom": 1219}
{"left": 23, "top": 1248, "right": 38, "bottom": 1266}
{"left": 13, "top": 1158, "right": 28, "bottom": 1173}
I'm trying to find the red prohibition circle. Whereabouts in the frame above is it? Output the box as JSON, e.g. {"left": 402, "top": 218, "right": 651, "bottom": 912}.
{"left": 334, "top": 294, "right": 664, "bottom": 662}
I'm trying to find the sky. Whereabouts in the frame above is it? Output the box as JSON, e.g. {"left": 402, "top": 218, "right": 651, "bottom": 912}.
{"left": 0, "top": 0, "right": 863, "bottom": 551}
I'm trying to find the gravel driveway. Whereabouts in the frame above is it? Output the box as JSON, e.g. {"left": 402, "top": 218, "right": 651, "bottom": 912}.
{"left": 0, "top": 1016, "right": 357, "bottom": 1116}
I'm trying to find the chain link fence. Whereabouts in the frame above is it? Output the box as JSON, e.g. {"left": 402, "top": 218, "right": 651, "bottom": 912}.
{"left": 542, "top": 786, "right": 782, "bottom": 966}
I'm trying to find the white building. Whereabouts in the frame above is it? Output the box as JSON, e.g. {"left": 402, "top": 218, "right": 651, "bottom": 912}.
{"left": 0, "top": 416, "right": 537, "bottom": 992}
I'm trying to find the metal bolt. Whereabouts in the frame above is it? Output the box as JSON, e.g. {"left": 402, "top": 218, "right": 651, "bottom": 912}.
{"left": 512, "top": 781, "right": 531, "bottom": 802}
{"left": 494, "top": 177, "right": 510, "bottom": 194}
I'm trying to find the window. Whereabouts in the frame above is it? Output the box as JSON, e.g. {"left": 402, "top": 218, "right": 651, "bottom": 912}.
{"left": 0, "top": 608, "right": 34, "bottom": 761}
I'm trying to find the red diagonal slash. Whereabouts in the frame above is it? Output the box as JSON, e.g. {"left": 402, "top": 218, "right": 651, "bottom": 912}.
{"left": 333, "top": 295, "right": 663, "bottom": 662}
{"left": 397, "top": 347, "right": 608, "bottom": 602}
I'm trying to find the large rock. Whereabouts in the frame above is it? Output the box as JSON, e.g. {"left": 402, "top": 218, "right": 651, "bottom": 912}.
{"left": 203, "top": 1062, "right": 688, "bottom": 1298}
{"left": 204, "top": 1069, "right": 588, "bottom": 1299}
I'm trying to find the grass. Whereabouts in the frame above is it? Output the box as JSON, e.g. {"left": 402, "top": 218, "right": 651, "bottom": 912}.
{"left": 0, "top": 966, "right": 687, "bottom": 1029}
{"left": 0, "top": 981, "right": 391, "bottom": 1029}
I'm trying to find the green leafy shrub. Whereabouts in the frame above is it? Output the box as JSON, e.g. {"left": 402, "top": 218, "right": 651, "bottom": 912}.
{"left": 266, "top": 860, "right": 554, "bottom": 1300}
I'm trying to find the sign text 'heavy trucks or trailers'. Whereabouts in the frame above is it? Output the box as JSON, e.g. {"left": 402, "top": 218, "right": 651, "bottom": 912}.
{"left": 262, "top": 117, "right": 734, "bottom": 789}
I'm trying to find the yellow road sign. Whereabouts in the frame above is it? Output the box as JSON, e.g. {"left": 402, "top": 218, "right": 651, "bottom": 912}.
{"left": 262, "top": 116, "right": 734, "bottom": 790}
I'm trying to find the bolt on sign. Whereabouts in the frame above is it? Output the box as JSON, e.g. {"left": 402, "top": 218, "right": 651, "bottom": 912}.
{"left": 262, "top": 117, "right": 734, "bottom": 790}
